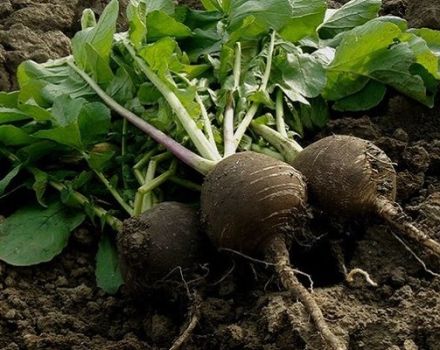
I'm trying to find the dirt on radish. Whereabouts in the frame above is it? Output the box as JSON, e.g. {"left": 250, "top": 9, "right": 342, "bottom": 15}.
{"left": 1, "top": 0, "right": 440, "bottom": 349}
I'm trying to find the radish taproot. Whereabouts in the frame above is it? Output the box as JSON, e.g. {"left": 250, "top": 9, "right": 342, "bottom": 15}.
{"left": 117, "top": 201, "right": 205, "bottom": 294}
{"left": 291, "top": 135, "right": 440, "bottom": 256}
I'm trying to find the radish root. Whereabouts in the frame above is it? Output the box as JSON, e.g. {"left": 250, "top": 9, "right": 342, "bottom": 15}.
{"left": 265, "top": 236, "right": 346, "bottom": 350}
{"left": 346, "top": 268, "right": 378, "bottom": 287}
{"left": 169, "top": 292, "right": 201, "bottom": 350}
{"left": 376, "top": 198, "right": 440, "bottom": 256}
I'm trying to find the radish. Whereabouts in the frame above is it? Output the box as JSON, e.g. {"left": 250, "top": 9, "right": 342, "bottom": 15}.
{"left": 251, "top": 122, "right": 440, "bottom": 257}
{"left": 292, "top": 135, "right": 440, "bottom": 256}
{"left": 117, "top": 201, "right": 205, "bottom": 295}
{"left": 69, "top": 39, "right": 346, "bottom": 350}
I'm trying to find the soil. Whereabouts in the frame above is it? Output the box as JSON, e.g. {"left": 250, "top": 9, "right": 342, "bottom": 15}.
{"left": 1, "top": 0, "right": 440, "bottom": 349}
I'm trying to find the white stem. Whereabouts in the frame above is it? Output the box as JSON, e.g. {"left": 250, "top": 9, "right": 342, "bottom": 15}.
{"left": 232, "top": 103, "right": 259, "bottom": 150}
{"left": 233, "top": 42, "right": 242, "bottom": 90}
{"left": 232, "top": 31, "right": 276, "bottom": 151}
{"left": 251, "top": 121, "right": 303, "bottom": 164}
{"left": 261, "top": 31, "right": 276, "bottom": 91}
{"left": 223, "top": 102, "right": 235, "bottom": 157}
{"left": 224, "top": 42, "right": 242, "bottom": 157}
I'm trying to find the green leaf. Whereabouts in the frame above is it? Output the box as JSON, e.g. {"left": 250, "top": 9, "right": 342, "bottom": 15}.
{"left": 0, "top": 108, "right": 31, "bottom": 124}
{"left": 333, "top": 80, "right": 386, "bottom": 111}
{"left": 106, "top": 67, "right": 136, "bottom": 103}
{"left": 318, "top": 0, "right": 381, "bottom": 39}
{"left": 146, "top": 11, "right": 192, "bottom": 41}
{"left": 33, "top": 96, "right": 111, "bottom": 150}
{"left": 54, "top": 96, "right": 87, "bottom": 127}
{"left": 401, "top": 32, "right": 440, "bottom": 79}
{"left": 178, "top": 9, "right": 223, "bottom": 60}
{"left": 279, "top": 0, "right": 327, "bottom": 42}
{"left": 72, "top": 0, "right": 119, "bottom": 82}
{"left": 16, "top": 141, "right": 60, "bottom": 163}
{"left": 280, "top": 0, "right": 327, "bottom": 42}
{"left": 138, "top": 82, "right": 162, "bottom": 104}
{"left": 201, "top": 0, "right": 222, "bottom": 11}
{"left": 0, "top": 165, "right": 22, "bottom": 196}
{"left": 33, "top": 125, "right": 83, "bottom": 150}
{"left": 0, "top": 92, "right": 19, "bottom": 107}
{"left": 17, "top": 60, "right": 94, "bottom": 104}
{"left": 0, "top": 125, "right": 34, "bottom": 146}
{"left": 324, "top": 21, "right": 434, "bottom": 106}
{"left": 142, "top": 0, "right": 175, "bottom": 15}
{"left": 88, "top": 150, "right": 115, "bottom": 172}
{"left": 272, "top": 49, "right": 327, "bottom": 104}
{"left": 138, "top": 37, "right": 178, "bottom": 73}
{"left": 31, "top": 168, "right": 48, "bottom": 207}
{"left": 95, "top": 234, "right": 124, "bottom": 294}
{"left": 0, "top": 202, "right": 85, "bottom": 266}
{"left": 228, "top": 0, "right": 326, "bottom": 42}
{"left": 81, "top": 8, "right": 97, "bottom": 29}
{"left": 299, "top": 97, "right": 329, "bottom": 129}
{"left": 127, "top": 0, "right": 147, "bottom": 48}
{"left": 18, "top": 102, "right": 53, "bottom": 122}
{"left": 409, "top": 28, "right": 440, "bottom": 56}
{"left": 78, "top": 102, "right": 112, "bottom": 146}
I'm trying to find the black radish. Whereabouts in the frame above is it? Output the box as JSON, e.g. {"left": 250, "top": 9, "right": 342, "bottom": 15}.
{"left": 201, "top": 151, "right": 345, "bottom": 350}
{"left": 117, "top": 202, "right": 205, "bottom": 294}
{"left": 292, "top": 135, "right": 440, "bottom": 256}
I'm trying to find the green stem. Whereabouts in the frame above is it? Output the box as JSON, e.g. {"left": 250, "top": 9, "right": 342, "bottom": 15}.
{"left": 141, "top": 160, "right": 157, "bottom": 212}
{"left": 168, "top": 176, "right": 202, "bottom": 192}
{"left": 232, "top": 31, "right": 276, "bottom": 151}
{"left": 93, "top": 170, "right": 133, "bottom": 216}
{"left": 251, "top": 121, "right": 303, "bottom": 164}
{"left": 250, "top": 144, "right": 285, "bottom": 161}
{"left": 196, "top": 94, "right": 217, "bottom": 151}
{"left": 121, "top": 118, "right": 128, "bottom": 189}
{"left": 49, "top": 181, "right": 123, "bottom": 232}
{"left": 276, "top": 90, "right": 287, "bottom": 137}
{"left": 138, "top": 161, "right": 177, "bottom": 194}
{"left": 134, "top": 169, "right": 144, "bottom": 185}
{"left": 152, "top": 151, "right": 172, "bottom": 162}
{"left": 68, "top": 60, "right": 215, "bottom": 175}
{"left": 123, "top": 41, "right": 221, "bottom": 161}
{"left": 133, "top": 192, "right": 144, "bottom": 217}
{"left": 133, "top": 149, "right": 156, "bottom": 170}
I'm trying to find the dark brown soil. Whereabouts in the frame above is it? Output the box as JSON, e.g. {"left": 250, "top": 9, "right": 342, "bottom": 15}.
{"left": 1, "top": 1, "right": 440, "bottom": 349}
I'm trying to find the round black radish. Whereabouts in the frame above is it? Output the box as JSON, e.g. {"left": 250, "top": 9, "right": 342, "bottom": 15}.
{"left": 200, "top": 151, "right": 346, "bottom": 350}
{"left": 117, "top": 202, "right": 205, "bottom": 294}
{"left": 201, "top": 151, "right": 307, "bottom": 255}
{"left": 292, "top": 135, "right": 396, "bottom": 217}
{"left": 292, "top": 135, "right": 440, "bottom": 256}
